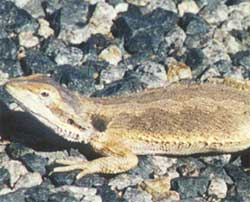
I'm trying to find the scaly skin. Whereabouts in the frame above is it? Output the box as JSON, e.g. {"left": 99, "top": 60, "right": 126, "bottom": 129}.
{"left": 5, "top": 74, "right": 250, "bottom": 179}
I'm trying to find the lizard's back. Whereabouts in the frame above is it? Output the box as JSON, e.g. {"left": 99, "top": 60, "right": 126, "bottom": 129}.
{"left": 94, "top": 83, "right": 250, "bottom": 155}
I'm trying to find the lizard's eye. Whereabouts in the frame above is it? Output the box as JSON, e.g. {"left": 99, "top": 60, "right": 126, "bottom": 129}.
{"left": 40, "top": 91, "right": 50, "bottom": 97}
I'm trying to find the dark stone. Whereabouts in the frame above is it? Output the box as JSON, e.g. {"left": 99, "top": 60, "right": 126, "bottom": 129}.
{"left": 92, "top": 74, "right": 146, "bottom": 97}
{"left": 0, "top": 38, "right": 17, "bottom": 60}
{"left": 20, "top": 49, "right": 56, "bottom": 75}
{"left": 171, "top": 176, "right": 209, "bottom": 199}
{"left": 180, "top": 13, "right": 209, "bottom": 36}
{"left": 24, "top": 186, "right": 51, "bottom": 202}
{"left": 0, "top": 1, "right": 36, "bottom": 32}
{"left": 176, "top": 157, "right": 205, "bottom": 177}
{"left": 53, "top": 64, "right": 96, "bottom": 96}
{"left": 186, "top": 48, "right": 205, "bottom": 70}
{"left": 232, "top": 50, "right": 250, "bottom": 69}
{"left": 20, "top": 153, "right": 49, "bottom": 175}
{"left": 213, "top": 60, "right": 233, "bottom": 76}
{"left": 0, "top": 167, "right": 10, "bottom": 187}
{"left": 6, "top": 142, "right": 33, "bottom": 159}
{"left": 80, "top": 34, "right": 111, "bottom": 57}
{"left": 41, "top": 37, "right": 68, "bottom": 59}
{"left": 112, "top": 7, "right": 178, "bottom": 54}
{"left": 97, "top": 183, "right": 122, "bottom": 202}
{"left": 128, "top": 156, "right": 154, "bottom": 179}
{"left": 49, "top": 170, "right": 78, "bottom": 186}
{"left": 75, "top": 174, "right": 106, "bottom": 187}
{"left": 0, "top": 59, "right": 22, "bottom": 77}
{"left": 57, "top": 0, "right": 89, "bottom": 26}
{"left": 225, "top": 0, "right": 247, "bottom": 6}
{"left": 200, "top": 165, "right": 233, "bottom": 184}
{"left": 48, "top": 191, "right": 78, "bottom": 202}
{"left": 184, "top": 31, "right": 212, "bottom": 49}
{"left": 224, "top": 164, "right": 250, "bottom": 201}
{"left": 0, "top": 189, "right": 26, "bottom": 202}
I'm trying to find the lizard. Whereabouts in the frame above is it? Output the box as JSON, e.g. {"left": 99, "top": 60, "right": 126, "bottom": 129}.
{"left": 4, "top": 74, "right": 250, "bottom": 179}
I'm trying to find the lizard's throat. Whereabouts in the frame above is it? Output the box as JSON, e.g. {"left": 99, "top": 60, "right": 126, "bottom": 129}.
{"left": 29, "top": 110, "right": 92, "bottom": 144}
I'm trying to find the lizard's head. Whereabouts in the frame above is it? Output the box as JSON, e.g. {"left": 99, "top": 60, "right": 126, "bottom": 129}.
{"left": 5, "top": 74, "right": 95, "bottom": 144}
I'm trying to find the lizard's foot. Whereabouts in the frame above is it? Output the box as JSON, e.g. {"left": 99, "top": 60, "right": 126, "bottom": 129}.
{"left": 53, "top": 159, "right": 93, "bottom": 180}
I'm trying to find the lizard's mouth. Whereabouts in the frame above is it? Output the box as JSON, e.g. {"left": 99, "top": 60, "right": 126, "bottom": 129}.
{"left": 31, "top": 111, "right": 92, "bottom": 144}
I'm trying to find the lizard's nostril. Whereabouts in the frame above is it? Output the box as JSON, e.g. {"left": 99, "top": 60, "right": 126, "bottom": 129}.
{"left": 67, "top": 118, "right": 74, "bottom": 125}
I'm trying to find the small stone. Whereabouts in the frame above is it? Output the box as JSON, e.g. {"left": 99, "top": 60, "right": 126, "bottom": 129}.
{"left": 99, "top": 65, "right": 126, "bottom": 84}
{"left": 135, "top": 60, "right": 167, "bottom": 88}
{"left": 126, "top": 0, "right": 150, "bottom": 6}
{"left": 181, "top": 13, "right": 209, "bottom": 36}
{"left": 167, "top": 61, "right": 192, "bottom": 83}
{"left": 6, "top": 142, "right": 33, "bottom": 160}
{"left": 54, "top": 46, "right": 83, "bottom": 66}
{"left": 50, "top": 171, "right": 78, "bottom": 186}
{"left": 171, "top": 176, "right": 209, "bottom": 199}
{"left": 164, "top": 26, "right": 186, "bottom": 50}
{"left": 75, "top": 174, "right": 106, "bottom": 187}
{"left": 146, "top": 0, "right": 177, "bottom": 13}
{"left": 18, "top": 31, "right": 39, "bottom": 48}
{"left": 89, "top": 2, "right": 117, "bottom": 36}
{"left": 0, "top": 189, "right": 26, "bottom": 202}
{"left": 232, "top": 50, "right": 250, "bottom": 69}
{"left": 0, "top": 1, "right": 36, "bottom": 33}
{"left": 52, "top": 185, "right": 97, "bottom": 201}
{"left": 202, "top": 40, "right": 231, "bottom": 64}
{"left": 0, "top": 167, "right": 10, "bottom": 187}
{"left": 93, "top": 75, "right": 146, "bottom": 97}
{"left": 24, "top": 185, "right": 51, "bottom": 202}
{"left": 48, "top": 191, "right": 78, "bottom": 202}
{"left": 20, "top": 49, "right": 56, "bottom": 74}
{"left": 214, "top": 29, "right": 242, "bottom": 54}
{"left": 150, "top": 156, "right": 177, "bottom": 176}
{"left": 2, "top": 160, "right": 28, "bottom": 188}
{"left": 0, "top": 59, "right": 22, "bottom": 77}
{"left": 0, "top": 38, "right": 17, "bottom": 60}
{"left": 178, "top": 0, "right": 200, "bottom": 16}
{"left": 15, "top": 172, "right": 43, "bottom": 190}
{"left": 200, "top": 2, "right": 229, "bottom": 25}
{"left": 38, "top": 18, "right": 54, "bottom": 39}
{"left": 123, "top": 187, "right": 152, "bottom": 202}
{"left": 97, "top": 183, "right": 121, "bottom": 202}
{"left": 20, "top": 153, "right": 48, "bottom": 175}
{"left": 98, "top": 45, "right": 122, "bottom": 65}
{"left": 81, "top": 195, "right": 102, "bottom": 202}
{"left": 109, "top": 174, "right": 143, "bottom": 190}
{"left": 208, "top": 177, "right": 227, "bottom": 199}
{"left": 115, "top": 3, "right": 129, "bottom": 13}
{"left": 53, "top": 65, "right": 96, "bottom": 96}
{"left": 140, "top": 176, "right": 171, "bottom": 197}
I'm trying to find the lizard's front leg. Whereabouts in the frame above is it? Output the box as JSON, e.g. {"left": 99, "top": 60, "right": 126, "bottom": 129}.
{"left": 53, "top": 134, "right": 138, "bottom": 179}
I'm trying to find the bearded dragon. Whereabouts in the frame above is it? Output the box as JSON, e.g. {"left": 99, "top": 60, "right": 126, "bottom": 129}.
{"left": 5, "top": 74, "right": 250, "bottom": 179}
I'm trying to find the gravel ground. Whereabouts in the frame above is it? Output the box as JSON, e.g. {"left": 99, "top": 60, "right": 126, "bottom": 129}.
{"left": 0, "top": 0, "right": 250, "bottom": 201}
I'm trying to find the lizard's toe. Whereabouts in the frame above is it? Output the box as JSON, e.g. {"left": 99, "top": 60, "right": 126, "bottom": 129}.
{"left": 55, "top": 159, "right": 87, "bottom": 165}
{"left": 53, "top": 164, "right": 86, "bottom": 173}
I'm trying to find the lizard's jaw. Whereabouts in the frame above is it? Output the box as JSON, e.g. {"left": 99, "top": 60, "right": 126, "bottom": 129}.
{"left": 26, "top": 109, "right": 93, "bottom": 144}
